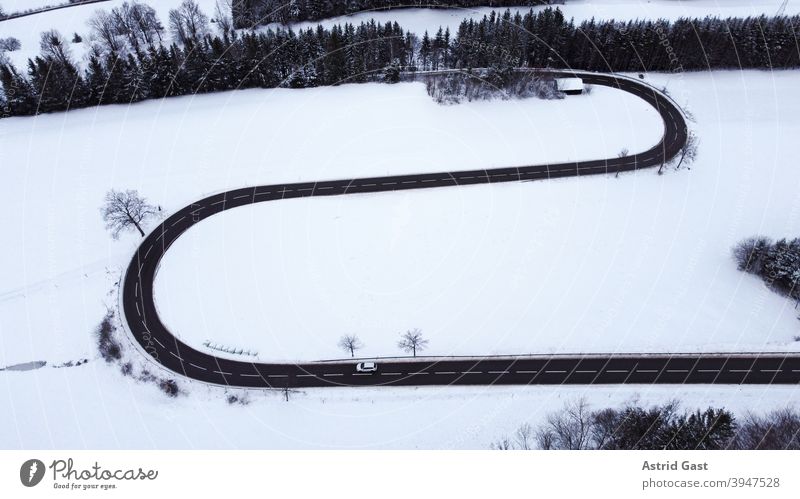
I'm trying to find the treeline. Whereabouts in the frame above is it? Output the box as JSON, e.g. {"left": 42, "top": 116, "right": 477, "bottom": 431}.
{"left": 1, "top": 18, "right": 412, "bottom": 116}
{"left": 449, "top": 8, "right": 800, "bottom": 72}
{"left": 733, "top": 237, "right": 800, "bottom": 303}
{"left": 232, "top": 0, "right": 555, "bottom": 27}
{"left": 3, "top": 3, "right": 800, "bottom": 118}
{"left": 493, "top": 400, "right": 800, "bottom": 450}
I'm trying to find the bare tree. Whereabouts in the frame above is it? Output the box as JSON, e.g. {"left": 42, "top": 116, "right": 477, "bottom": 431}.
{"left": 730, "top": 408, "right": 800, "bottom": 450}
{"left": 397, "top": 328, "right": 428, "bottom": 357}
{"left": 167, "top": 10, "right": 188, "bottom": 46}
{"left": 110, "top": 3, "right": 137, "bottom": 50}
{"left": 514, "top": 422, "right": 535, "bottom": 450}
{"left": 88, "top": 9, "right": 123, "bottom": 53}
{"left": 169, "top": 0, "right": 210, "bottom": 45}
{"left": 535, "top": 427, "right": 555, "bottom": 450}
{"left": 616, "top": 148, "right": 629, "bottom": 177}
{"left": 589, "top": 407, "right": 620, "bottom": 449}
{"left": 0, "top": 36, "right": 21, "bottom": 52}
{"left": 89, "top": 2, "right": 164, "bottom": 53}
{"left": 114, "top": 1, "right": 163, "bottom": 51}
{"left": 278, "top": 379, "right": 299, "bottom": 402}
{"left": 536, "top": 398, "right": 593, "bottom": 450}
{"left": 39, "top": 30, "right": 72, "bottom": 66}
{"left": 101, "top": 189, "right": 157, "bottom": 238}
{"left": 489, "top": 437, "right": 513, "bottom": 450}
{"left": 674, "top": 130, "right": 698, "bottom": 170}
{"left": 128, "top": 1, "right": 164, "bottom": 48}
{"left": 214, "top": 0, "right": 233, "bottom": 36}
{"left": 489, "top": 423, "right": 535, "bottom": 450}
{"left": 338, "top": 334, "right": 363, "bottom": 358}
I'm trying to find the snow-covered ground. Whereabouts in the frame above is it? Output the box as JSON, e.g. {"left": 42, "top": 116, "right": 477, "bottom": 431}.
{"left": 1, "top": 70, "right": 799, "bottom": 366}
{"left": 283, "top": 0, "right": 800, "bottom": 37}
{"left": 3, "top": 68, "right": 799, "bottom": 450}
{"left": 0, "top": 79, "right": 662, "bottom": 365}
{"left": 3, "top": 364, "right": 800, "bottom": 449}
{"left": 0, "top": 0, "right": 220, "bottom": 68}
{"left": 147, "top": 70, "right": 800, "bottom": 362}
{"left": 2, "top": 0, "right": 800, "bottom": 452}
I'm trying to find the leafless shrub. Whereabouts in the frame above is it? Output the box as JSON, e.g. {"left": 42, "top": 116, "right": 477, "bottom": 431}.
{"left": 96, "top": 309, "right": 123, "bottom": 362}
{"left": 490, "top": 437, "right": 514, "bottom": 450}
{"left": 674, "top": 130, "right": 698, "bottom": 170}
{"left": 159, "top": 379, "right": 181, "bottom": 397}
{"left": 226, "top": 391, "right": 251, "bottom": 405}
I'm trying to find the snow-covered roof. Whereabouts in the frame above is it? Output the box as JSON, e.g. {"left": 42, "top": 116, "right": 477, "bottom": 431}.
{"left": 556, "top": 77, "right": 584, "bottom": 92}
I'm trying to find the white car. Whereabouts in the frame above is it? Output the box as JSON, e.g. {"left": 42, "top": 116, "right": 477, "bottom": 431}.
{"left": 356, "top": 362, "right": 378, "bottom": 373}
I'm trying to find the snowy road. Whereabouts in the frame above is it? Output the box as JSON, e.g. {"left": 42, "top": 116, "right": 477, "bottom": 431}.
{"left": 116, "top": 69, "right": 797, "bottom": 389}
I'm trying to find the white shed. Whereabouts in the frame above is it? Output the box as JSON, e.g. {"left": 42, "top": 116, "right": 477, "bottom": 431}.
{"left": 555, "top": 77, "right": 584, "bottom": 95}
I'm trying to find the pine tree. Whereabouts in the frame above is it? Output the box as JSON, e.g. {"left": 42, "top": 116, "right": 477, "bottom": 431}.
{"left": 0, "top": 63, "right": 37, "bottom": 115}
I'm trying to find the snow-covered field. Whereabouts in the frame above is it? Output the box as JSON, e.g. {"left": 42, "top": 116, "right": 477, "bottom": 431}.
{"left": 284, "top": 0, "right": 800, "bottom": 37}
{"left": 3, "top": 364, "right": 800, "bottom": 449}
{"left": 0, "top": 79, "right": 661, "bottom": 365}
{"left": 2, "top": 69, "right": 799, "bottom": 449}
{"left": 149, "top": 70, "right": 800, "bottom": 362}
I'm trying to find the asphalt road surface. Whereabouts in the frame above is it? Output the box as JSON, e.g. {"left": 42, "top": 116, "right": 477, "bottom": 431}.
{"left": 121, "top": 70, "right": 798, "bottom": 388}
